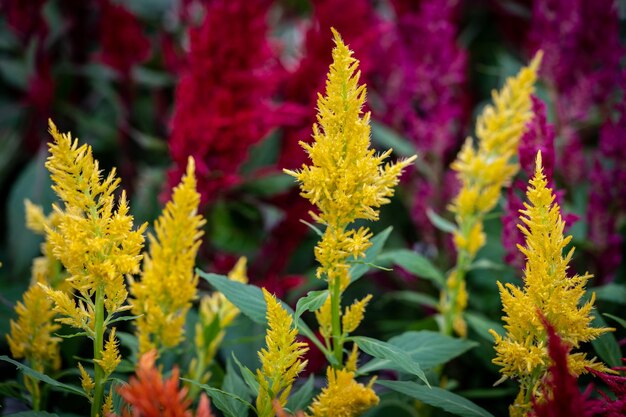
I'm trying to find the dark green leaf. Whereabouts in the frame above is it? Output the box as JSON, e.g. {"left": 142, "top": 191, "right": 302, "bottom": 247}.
{"left": 371, "top": 121, "right": 418, "bottom": 157}
{"left": 377, "top": 249, "right": 445, "bottom": 287}
{"left": 593, "top": 284, "right": 626, "bottom": 305}
{"left": 358, "top": 331, "right": 477, "bottom": 375}
{"left": 286, "top": 374, "right": 315, "bottom": 413}
{"left": 465, "top": 312, "right": 504, "bottom": 342}
{"left": 604, "top": 313, "right": 626, "bottom": 329}
{"left": 383, "top": 291, "right": 439, "bottom": 309}
{"left": 378, "top": 380, "right": 495, "bottom": 417}
{"left": 352, "top": 336, "right": 429, "bottom": 385}
{"left": 0, "top": 356, "right": 87, "bottom": 398}
{"left": 591, "top": 311, "right": 621, "bottom": 368}
{"left": 182, "top": 378, "right": 253, "bottom": 417}
{"left": 222, "top": 359, "right": 252, "bottom": 417}
{"left": 232, "top": 353, "right": 259, "bottom": 396}
{"left": 6, "top": 412, "right": 60, "bottom": 417}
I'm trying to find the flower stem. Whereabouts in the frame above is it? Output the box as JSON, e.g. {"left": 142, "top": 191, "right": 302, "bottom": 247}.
{"left": 331, "top": 275, "right": 343, "bottom": 367}
{"left": 91, "top": 285, "right": 105, "bottom": 417}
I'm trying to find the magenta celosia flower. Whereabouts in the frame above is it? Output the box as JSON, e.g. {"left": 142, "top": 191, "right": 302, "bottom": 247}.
{"left": 588, "top": 362, "right": 626, "bottom": 417}
{"left": 97, "top": 0, "right": 151, "bottom": 77}
{"left": 529, "top": 316, "right": 600, "bottom": 417}
{"left": 2, "top": 0, "right": 48, "bottom": 42}
{"left": 167, "top": 0, "right": 279, "bottom": 206}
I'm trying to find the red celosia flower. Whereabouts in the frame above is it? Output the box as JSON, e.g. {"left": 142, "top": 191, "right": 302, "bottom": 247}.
{"left": 2, "top": 0, "right": 48, "bottom": 42}
{"left": 530, "top": 316, "right": 599, "bottom": 417}
{"left": 167, "top": 0, "right": 279, "bottom": 206}
{"left": 588, "top": 363, "right": 626, "bottom": 417}
{"left": 98, "top": 0, "right": 151, "bottom": 77}
{"left": 112, "top": 350, "right": 213, "bottom": 417}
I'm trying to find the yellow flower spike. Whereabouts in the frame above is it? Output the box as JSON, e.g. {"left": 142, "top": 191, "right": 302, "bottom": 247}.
{"left": 24, "top": 200, "right": 48, "bottom": 234}
{"left": 101, "top": 387, "right": 114, "bottom": 417}
{"left": 314, "top": 296, "right": 332, "bottom": 340}
{"left": 441, "top": 53, "right": 542, "bottom": 336}
{"left": 256, "top": 289, "right": 308, "bottom": 417}
{"left": 7, "top": 284, "right": 61, "bottom": 373}
{"left": 78, "top": 362, "right": 95, "bottom": 399}
{"left": 95, "top": 328, "right": 121, "bottom": 377}
{"left": 342, "top": 295, "right": 373, "bottom": 335}
{"left": 308, "top": 367, "right": 379, "bottom": 417}
{"left": 490, "top": 152, "right": 612, "bottom": 412}
{"left": 131, "top": 156, "right": 205, "bottom": 354}
{"left": 345, "top": 344, "right": 359, "bottom": 373}
{"left": 285, "top": 28, "right": 415, "bottom": 365}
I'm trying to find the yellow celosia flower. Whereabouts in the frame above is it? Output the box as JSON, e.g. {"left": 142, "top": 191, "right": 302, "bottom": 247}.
{"left": 284, "top": 29, "right": 415, "bottom": 292}
{"left": 345, "top": 344, "right": 360, "bottom": 373}
{"left": 440, "top": 53, "right": 542, "bottom": 336}
{"left": 7, "top": 284, "right": 61, "bottom": 373}
{"left": 189, "top": 257, "right": 248, "bottom": 387}
{"left": 308, "top": 367, "right": 379, "bottom": 417}
{"left": 130, "top": 157, "right": 205, "bottom": 354}
{"left": 44, "top": 120, "right": 146, "bottom": 323}
{"left": 342, "top": 295, "right": 372, "bottom": 335}
{"left": 256, "top": 289, "right": 308, "bottom": 417}
{"left": 490, "top": 152, "right": 611, "bottom": 413}
{"left": 78, "top": 362, "right": 95, "bottom": 399}
{"left": 95, "top": 328, "right": 121, "bottom": 377}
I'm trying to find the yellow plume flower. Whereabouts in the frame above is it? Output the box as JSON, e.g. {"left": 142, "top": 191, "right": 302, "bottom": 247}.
{"left": 342, "top": 295, "right": 372, "bottom": 335}
{"left": 490, "top": 152, "right": 611, "bottom": 412}
{"left": 189, "top": 257, "right": 248, "bottom": 385}
{"left": 44, "top": 120, "right": 146, "bottom": 321}
{"left": 78, "top": 362, "right": 95, "bottom": 399}
{"left": 95, "top": 328, "right": 121, "bottom": 377}
{"left": 284, "top": 28, "right": 415, "bottom": 292}
{"left": 308, "top": 367, "right": 379, "bottom": 417}
{"left": 256, "top": 289, "right": 308, "bottom": 417}
{"left": 7, "top": 284, "right": 61, "bottom": 373}
{"left": 131, "top": 157, "right": 205, "bottom": 354}
{"left": 441, "top": 53, "right": 542, "bottom": 336}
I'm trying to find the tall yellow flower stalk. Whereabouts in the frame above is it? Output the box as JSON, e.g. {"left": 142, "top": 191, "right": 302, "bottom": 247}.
{"left": 130, "top": 157, "right": 205, "bottom": 354}
{"left": 256, "top": 289, "right": 308, "bottom": 417}
{"left": 6, "top": 201, "right": 66, "bottom": 410}
{"left": 490, "top": 152, "right": 611, "bottom": 417}
{"left": 41, "top": 120, "right": 146, "bottom": 417}
{"left": 440, "top": 53, "right": 542, "bottom": 336}
{"left": 284, "top": 29, "right": 415, "bottom": 366}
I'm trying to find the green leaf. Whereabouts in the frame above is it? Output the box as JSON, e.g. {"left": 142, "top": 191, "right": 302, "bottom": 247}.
{"left": 350, "top": 227, "right": 393, "bottom": 283}
{"left": 197, "top": 270, "right": 331, "bottom": 360}
{"left": 0, "top": 380, "right": 24, "bottom": 398}
{"left": 426, "top": 209, "right": 457, "bottom": 234}
{"left": 604, "top": 313, "right": 626, "bottom": 329}
{"left": 371, "top": 121, "right": 418, "bottom": 157}
{"left": 182, "top": 378, "right": 254, "bottom": 417}
{"left": 6, "top": 412, "right": 60, "bottom": 417}
{"left": 55, "top": 332, "right": 88, "bottom": 339}
{"left": 295, "top": 290, "right": 328, "bottom": 321}
{"left": 286, "top": 374, "right": 315, "bottom": 413}
{"left": 232, "top": 353, "right": 260, "bottom": 396}
{"left": 351, "top": 336, "right": 429, "bottom": 386}
{"left": 0, "top": 356, "right": 87, "bottom": 398}
{"left": 591, "top": 311, "right": 622, "bottom": 368}
{"left": 106, "top": 314, "right": 143, "bottom": 325}
{"left": 383, "top": 291, "right": 439, "bottom": 309}
{"left": 377, "top": 249, "right": 445, "bottom": 287}
{"left": 468, "top": 259, "right": 505, "bottom": 271}
{"left": 358, "top": 331, "right": 477, "bottom": 375}
{"left": 377, "top": 380, "right": 495, "bottom": 417}
{"left": 222, "top": 359, "right": 252, "bottom": 417}
{"left": 131, "top": 66, "right": 173, "bottom": 87}
{"left": 465, "top": 312, "right": 504, "bottom": 342}
{"left": 240, "top": 173, "right": 294, "bottom": 197}
{"left": 593, "top": 284, "right": 626, "bottom": 305}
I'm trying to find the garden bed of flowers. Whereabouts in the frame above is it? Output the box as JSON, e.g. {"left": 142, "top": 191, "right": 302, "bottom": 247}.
{"left": 0, "top": 1, "right": 625, "bottom": 416}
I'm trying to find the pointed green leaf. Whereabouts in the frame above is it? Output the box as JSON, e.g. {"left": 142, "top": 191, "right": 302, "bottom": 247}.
{"left": 232, "top": 353, "right": 260, "bottom": 397}
{"left": 222, "top": 358, "right": 252, "bottom": 417}
{"left": 0, "top": 356, "right": 87, "bottom": 398}
{"left": 286, "top": 374, "right": 315, "bottom": 413}
{"left": 350, "top": 227, "right": 393, "bottom": 283}
{"left": 358, "top": 331, "right": 477, "bottom": 375}
{"left": 351, "top": 337, "right": 429, "bottom": 386}
{"left": 182, "top": 378, "right": 254, "bottom": 417}
{"left": 427, "top": 209, "right": 456, "bottom": 233}
{"left": 377, "top": 249, "right": 444, "bottom": 287}
{"left": 378, "top": 380, "right": 495, "bottom": 417}
{"left": 295, "top": 290, "right": 328, "bottom": 321}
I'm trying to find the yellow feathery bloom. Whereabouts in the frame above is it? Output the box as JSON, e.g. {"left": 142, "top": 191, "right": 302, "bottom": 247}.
{"left": 490, "top": 152, "right": 611, "bottom": 412}
{"left": 78, "top": 362, "right": 95, "bottom": 398}
{"left": 308, "top": 367, "right": 378, "bottom": 417}
{"left": 284, "top": 29, "right": 415, "bottom": 292}
{"left": 44, "top": 120, "right": 146, "bottom": 321}
{"left": 131, "top": 157, "right": 205, "bottom": 353}
{"left": 441, "top": 53, "right": 542, "bottom": 336}
{"left": 7, "top": 284, "right": 61, "bottom": 372}
{"left": 95, "top": 328, "right": 121, "bottom": 377}
{"left": 102, "top": 387, "right": 114, "bottom": 417}
{"left": 315, "top": 297, "right": 332, "bottom": 340}
{"left": 189, "top": 257, "right": 248, "bottom": 385}
{"left": 256, "top": 289, "right": 308, "bottom": 417}
{"left": 345, "top": 344, "right": 360, "bottom": 373}
{"left": 342, "top": 295, "right": 372, "bottom": 335}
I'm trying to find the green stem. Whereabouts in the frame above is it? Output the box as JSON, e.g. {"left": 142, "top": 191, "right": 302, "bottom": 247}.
{"left": 330, "top": 275, "right": 343, "bottom": 367}
{"left": 91, "top": 286, "right": 105, "bottom": 417}
{"left": 442, "top": 252, "right": 470, "bottom": 337}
